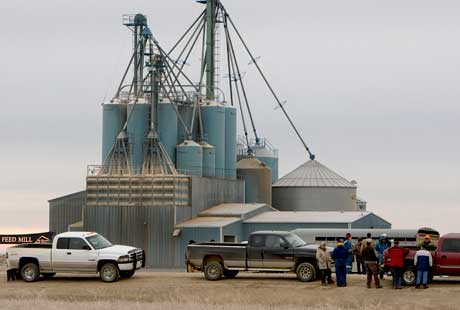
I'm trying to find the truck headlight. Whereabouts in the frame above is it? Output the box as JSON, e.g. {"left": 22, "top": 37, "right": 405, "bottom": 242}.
{"left": 118, "top": 255, "right": 130, "bottom": 263}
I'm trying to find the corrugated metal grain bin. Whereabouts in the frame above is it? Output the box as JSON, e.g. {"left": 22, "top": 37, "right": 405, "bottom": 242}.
{"left": 201, "top": 103, "right": 226, "bottom": 177}
{"left": 224, "top": 106, "right": 237, "bottom": 179}
{"left": 102, "top": 103, "right": 126, "bottom": 163}
{"left": 177, "top": 140, "right": 203, "bottom": 177}
{"left": 127, "top": 101, "right": 149, "bottom": 171}
{"left": 200, "top": 142, "right": 216, "bottom": 177}
{"left": 237, "top": 156, "right": 272, "bottom": 205}
{"left": 158, "top": 99, "right": 178, "bottom": 164}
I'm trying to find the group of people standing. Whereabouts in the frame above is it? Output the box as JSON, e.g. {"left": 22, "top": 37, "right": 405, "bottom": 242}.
{"left": 315, "top": 233, "right": 434, "bottom": 289}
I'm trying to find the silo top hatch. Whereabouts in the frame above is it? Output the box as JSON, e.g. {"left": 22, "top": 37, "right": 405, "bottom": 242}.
{"left": 273, "top": 160, "right": 356, "bottom": 188}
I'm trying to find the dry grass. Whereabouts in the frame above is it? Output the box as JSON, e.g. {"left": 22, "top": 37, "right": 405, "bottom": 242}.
{"left": 1, "top": 270, "right": 460, "bottom": 310}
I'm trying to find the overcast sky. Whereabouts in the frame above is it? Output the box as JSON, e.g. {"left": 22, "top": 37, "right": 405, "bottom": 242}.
{"left": 1, "top": 0, "right": 459, "bottom": 244}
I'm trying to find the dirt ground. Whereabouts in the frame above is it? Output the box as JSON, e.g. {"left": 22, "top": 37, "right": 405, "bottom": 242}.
{"left": 1, "top": 266, "right": 460, "bottom": 310}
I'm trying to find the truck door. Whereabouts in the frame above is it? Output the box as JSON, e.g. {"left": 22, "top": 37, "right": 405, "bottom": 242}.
{"left": 262, "top": 235, "right": 295, "bottom": 269}
{"left": 53, "top": 237, "right": 98, "bottom": 272}
{"left": 437, "top": 238, "right": 460, "bottom": 275}
{"left": 247, "top": 234, "right": 265, "bottom": 268}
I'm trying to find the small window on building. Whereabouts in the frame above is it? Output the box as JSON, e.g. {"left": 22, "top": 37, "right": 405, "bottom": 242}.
{"left": 224, "top": 235, "right": 236, "bottom": 243}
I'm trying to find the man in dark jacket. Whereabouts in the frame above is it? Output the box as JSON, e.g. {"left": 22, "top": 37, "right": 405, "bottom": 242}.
{"left": 361, "top": 240, "right": 382, "bottom": 289}
{"left": 332, "top": 238, "right": 349, "bottom": 287}
{"left": 388, "top": 241, "right": 409, "bottom": 289}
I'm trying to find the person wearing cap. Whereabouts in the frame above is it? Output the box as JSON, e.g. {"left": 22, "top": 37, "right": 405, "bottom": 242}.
{"left": 343, "top": 233, "right": 354, "bottom": 273}
{"left": 316, "top": 242, "right": 334, "bottom": 286}
{"left": 388, "top": 240, "right": 409, "bottom": 289}
{"left": 422, "top": 235, "right": 433, "bottom": 250}
{"left": 332, "top": 238, "right": 348, "bottom": 287}
{"left": 361, "top": 240, "right": 382, "bottom": 289}
{"left": 375, "top": 234, "right": 390, "bottom": 279}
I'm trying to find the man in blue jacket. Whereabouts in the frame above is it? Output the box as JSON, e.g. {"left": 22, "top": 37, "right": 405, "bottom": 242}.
{"left": 332, "top": 238, "right": 349, "bottom": 287}
{"left": 414, "top": 247, "right": 433, "bottom": 289}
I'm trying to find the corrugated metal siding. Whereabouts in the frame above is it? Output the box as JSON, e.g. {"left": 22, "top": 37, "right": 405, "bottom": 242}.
{"left": 222, "top": 221, "right": 243, "bottom": 242}
{"left": 191, "top": 177, "right": 244, "bottom": 216}
{"left": 84, "top": 205, "right": 185, "bottom": 268}
{"left": 243, "top": 223, "right": 348, "bottom": 240}
{"left": 272, "top": 187, "right": 358, "bottom": 212}
{"left": 49, "top": 191, "right": 86, "bottom": 234}
{"left": 351, "top": 213, "right": 391, "bottom": 229}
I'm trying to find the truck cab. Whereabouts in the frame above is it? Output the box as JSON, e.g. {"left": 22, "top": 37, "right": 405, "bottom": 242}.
{"left": 6, "top": 232, "right": 145, "bottom": 282}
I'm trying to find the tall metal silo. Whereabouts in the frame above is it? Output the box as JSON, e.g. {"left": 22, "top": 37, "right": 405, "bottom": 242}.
{"left": 202, "top": 103, "right": 225, "bottom": 177}
{"left": 237, "top": 156, "right": 272, "bottom": 205}
{"left": 252, "top": 140, "right": 279, "bottom": 183}
{"left": 127, "top": 101, "right": 149, "bottom": 172}
{"left": 176, "top": 140, "right": 203, "bottom": 176}
{"left": 224, "top": 106, "right": 237, "bottom": 179}
{"left": 102, "top": 103, "right": 127, "bottom": 163}
{"left": 158, "top": 99, "right": 178, "bottom": 164}
{"left": 200, "top": 142, "right": 216, "bottom": 177}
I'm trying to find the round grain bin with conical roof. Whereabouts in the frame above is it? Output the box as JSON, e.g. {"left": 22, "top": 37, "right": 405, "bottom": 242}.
{"left": 200, "top": 142, "right": 216, "bottom": 177}
{"left": 176, "top": 140, "right": 203, "bottom": 177}
{"left": 237, "top": 156, "right": 272, "bottom": 205}
{"left": 272, "top": 160, "right": 358, "bottom": 211}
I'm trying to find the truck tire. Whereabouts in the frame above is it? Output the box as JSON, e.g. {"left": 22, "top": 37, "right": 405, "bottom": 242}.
{"left": 41, "top": 273, "right": 56, "bottom": 279}
{"left": 296, "top": 262, "right": 316, "bottom": 282}
{"left": 21, "top": 263, "right": 40, "bottom": 282}
{"left": 99, "top": 263, "right": 119, "bottom": 283}
{"left": 223, "top": 269, "right": 239, "bottom": 279}
{"left": 120, "top": 270, "right": 135, "bottom": 278}
{"left": 204, "top": 261, "right": 223, "bottom": 281}
{"left": 402, "top": 266, "right": 416, "bottom": 286}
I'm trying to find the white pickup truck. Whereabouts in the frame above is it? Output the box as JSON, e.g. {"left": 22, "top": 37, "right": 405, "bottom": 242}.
{"left": 6, "top": 231, "right": 145, "bottom": 283}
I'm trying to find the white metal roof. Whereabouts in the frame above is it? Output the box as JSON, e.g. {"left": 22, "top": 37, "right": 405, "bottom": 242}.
{"left": 273, "top": 160, "right": 356, "bottom": 188}
{"left": 243, "top": 211, "right": 372, "bottom": 224}
{"left": 199, "top": 203, "right": 275, "bottom": 217}
{"left": 176, "top": 216, "right": 241, "bottom": 228}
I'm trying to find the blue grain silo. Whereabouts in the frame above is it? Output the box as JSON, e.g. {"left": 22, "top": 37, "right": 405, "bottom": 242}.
{"left": 176, "top": 140, "right": 203, "bottom": 176}
{"left": 224, "top": 106, "right": 237, "bottom": 179}
{"left": 201, "top": 103, "right": 225, "bottom": 177}
{"left": 200, "top": 142, "right": 216, "bottom": 177}
{"left": 127, "top": 101, "right": 149, "bottom": 173}
{"left": 158, "top": 99, "right": 178, "bottom": 164}
{"left": 102, "top": 103, "right": 127, "bottom": 163}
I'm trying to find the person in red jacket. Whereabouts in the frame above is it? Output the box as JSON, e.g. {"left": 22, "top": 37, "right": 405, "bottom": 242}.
{"left": 388, "top": 240, "right": 409, "bottom": 289}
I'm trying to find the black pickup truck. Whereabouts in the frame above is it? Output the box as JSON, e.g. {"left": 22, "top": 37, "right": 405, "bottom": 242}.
{"left": 186, "top": 231, "right": 324, "bottom": 282}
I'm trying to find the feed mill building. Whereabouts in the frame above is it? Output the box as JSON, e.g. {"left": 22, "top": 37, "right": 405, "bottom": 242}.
{"left": 47, "top": 4, "right": 391, "bottom": 268}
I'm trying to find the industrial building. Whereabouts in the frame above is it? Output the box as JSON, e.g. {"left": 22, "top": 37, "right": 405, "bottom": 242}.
{"left": 48, "top": 0, "right": 391, "bottom": 269}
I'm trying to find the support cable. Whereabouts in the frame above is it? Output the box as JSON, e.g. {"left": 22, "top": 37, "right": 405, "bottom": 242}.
{"left": 223, "top": 7, "right": 315, "bottom": 160}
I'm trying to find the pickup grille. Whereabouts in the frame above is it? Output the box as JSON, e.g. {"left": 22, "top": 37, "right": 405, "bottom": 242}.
{"left": 129, "top": 249, "right": 144, "bottom": 262}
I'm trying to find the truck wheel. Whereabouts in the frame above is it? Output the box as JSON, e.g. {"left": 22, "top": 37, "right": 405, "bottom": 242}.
{"left": 296, "top": 262, "right": 316, "bottom": 282}
{"left": 204, "top": 261, "right": 223, "bottom": 281}
{"left": 223, "top": 269, "right": 239, "bottom": 279}
{"left": 21, "top": 263, "right": 40, "bottom": 282}
{"left": 41, "top": 273, "right": 56, "bottom": 279}
{"left": 120, "top": 270, "right": 135, "bottom": 278}
{"left": 100, "top": 263, "right": 119, "bottom": 283}
{"left": 402, "top": 267, "right": 416, "bottom": 286}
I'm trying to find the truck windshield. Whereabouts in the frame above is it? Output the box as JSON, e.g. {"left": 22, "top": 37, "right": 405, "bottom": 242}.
{"left": 86, "top": 234, "right": 112, "bottom": 250}
{"left": 285, "top": 233, "right": 307, "bottom": 248}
